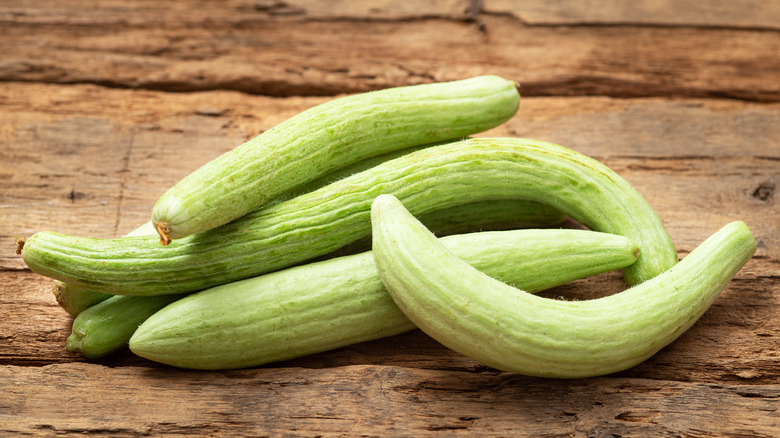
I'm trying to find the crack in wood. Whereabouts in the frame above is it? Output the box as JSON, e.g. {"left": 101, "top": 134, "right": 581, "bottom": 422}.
{"left": 4, "top": 76, "right": 775, "bottom": 102}
{"left": 752, "top": 182, "right": 775, "bottom": 202}
{"left": 485, "top": 10, "right": 780, "bottom": 33}
{"left": 113, "top": 130, "right": 135, "bottom": 235}
{"left": 614, "top": 411, "right": 657, "bottom": 423}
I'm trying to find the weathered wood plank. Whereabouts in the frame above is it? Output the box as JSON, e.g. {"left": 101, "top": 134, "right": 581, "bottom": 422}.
{"left": 0, "top": 0, "right": 469, "bottom": 24}
{"left": 1, "top": 363, "right": 778, "bottom": 436}
{"left": 1, "top": 3, "right": 777, "bottom": 435}
{"left": 488, "top": 0, "right": 780, "bottom": 29}
{"left": 0, "top": 3, "right": 778, "bottom": 100}
{"left": 3, "top": 0, "right": 778, "bottom": 29}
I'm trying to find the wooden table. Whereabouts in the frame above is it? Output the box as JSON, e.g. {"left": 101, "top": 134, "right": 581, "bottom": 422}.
{"left": 2, "top": 1, "right": 778, "bottom": 435}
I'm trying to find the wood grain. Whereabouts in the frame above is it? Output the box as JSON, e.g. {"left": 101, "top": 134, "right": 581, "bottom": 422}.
{"left": 488, "top": 0, "right": 780, "bottom": 29}
{"left": 3, "top": 0, "right": 779, "bottom": 28}
{"left": 1, "top": 363, "right": 778, "bottom": 437}
{"left": 1, "top": 2, "right": 779, "bottom": 435}
{"left": 1, "top": 1, "right": 778, "bottom": 100}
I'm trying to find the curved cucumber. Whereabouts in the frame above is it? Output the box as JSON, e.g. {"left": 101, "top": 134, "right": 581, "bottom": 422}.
{"left": 370, "top": 195, "right": 756, "bottom": 378}
{"left": 129, "top": 228, "right": 639, "bottom": 370}
{"left": 52, "top": 144, "right": 563, "bottom": 316}
{"left": 152, "top": 75, "right": 521, "bottom": 243}
{"left": 21, "top": 137, "right": 676, "bottom": 296}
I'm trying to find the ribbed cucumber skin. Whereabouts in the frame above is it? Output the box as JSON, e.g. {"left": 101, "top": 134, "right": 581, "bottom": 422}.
{"left": 52, "top": 221, "right": 158, "bottom": 317}
{"left": 22, "top": 137, "right": 676, "bottom": 296}
{"left": 152, "top": 75, "right": 521, "bottom": 241}
{"left": 370, "top": 195, "right": 756, "bottom": 378}
{"left": 129, "top": 229, "right": 639, "bottom": 370}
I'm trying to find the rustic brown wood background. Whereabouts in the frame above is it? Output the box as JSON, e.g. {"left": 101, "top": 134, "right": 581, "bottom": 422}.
{"left": 1, "top": 0, "right": 778, "bottom": 436}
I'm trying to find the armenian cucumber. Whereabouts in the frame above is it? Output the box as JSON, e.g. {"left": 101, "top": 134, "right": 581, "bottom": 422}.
{"left": 129, "top": 228, "right": 640, "bottom": 370}
{"left": 54, "top": 199, "right": 563, "bottom": 317}
{"left": 370, "top": 195, "right": 756, "bottom": 378}
{"left": 152, "top": 75, "right": 521, "bottom": 244}
{"left": 20, "top": 137, "right": 677, "bottom": 296}
{"left": 63, "top": 201, "right": 564, "bottom": 359}
{"left": 52, "top": 143, "right": 563, "bottom": 316}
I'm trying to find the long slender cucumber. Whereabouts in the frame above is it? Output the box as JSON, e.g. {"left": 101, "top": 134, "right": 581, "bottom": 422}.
{"left": 54, "top": 199, "right": 563, "bottom": 317}
{"left": 51, "top": 143, "right": 564, "bottom": 316}
{"left": 370, "top": 195, "right": 756, "bottom": 378}
{"left": 152, "top": 75, "right": 521, "bottom": 244}
{"left": 63, "top": 202, "right": 564, "bottom": 359}
{"left": 20, "top": 137, "right": 677, "bottom": 296}
{"left": 129, "top": 228, "right": 640, "bottom": 370}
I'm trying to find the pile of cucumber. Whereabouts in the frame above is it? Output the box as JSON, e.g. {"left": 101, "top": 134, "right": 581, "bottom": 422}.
{"left": 18, "top": 76, "right": 755, "bottom": 377}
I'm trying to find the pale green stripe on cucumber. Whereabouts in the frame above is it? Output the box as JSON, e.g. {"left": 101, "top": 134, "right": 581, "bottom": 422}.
{"left": 152, "top": 75, "right": 521, "bottom": 244}
{"left": 129, "top": 228, "right": 640, "bottom": 370}
{"left": 21, "top": 137, "right": 677, "bottom": 296}
{"left": 370, "top": 195, "right": 756, "bottom": 378}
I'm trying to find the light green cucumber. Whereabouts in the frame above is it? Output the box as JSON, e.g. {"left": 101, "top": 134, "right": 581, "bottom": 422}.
{"left": 53, "top": 139, "right": 563, "bottom": 316}
{"left": 370, "top": 195, "right": 756, "bottom": 378}
{"left": 52, "top": 221, "right": 157, "bottom": 317}
{"left": 152, "top": 75, "right": 521, "bottom": 244}
{"left": 57, "top": 140, "right": 563, "bottom": 357}
{"left": 62, "top": 201, "right": 563, "bottom": 359}
{"left": 21, "top": 137, "right": 677, "bottom": 296}
{"left": 54, "top": 199, "right": 563, "bottom": 317}
{"left": 129, "top": 228, "right": 640, "bottom": 370}
{"left": 66, "top": 294, "right": 183, "bottom": 358}
{"left": 52, "top": 143, "right": 444, "bottom": 316}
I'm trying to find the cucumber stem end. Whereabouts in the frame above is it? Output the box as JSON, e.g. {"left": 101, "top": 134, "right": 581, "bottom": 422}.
{"left": 155, "top": 221, "right": 172, "bottom": 246}
{"left": 14, "top": 236, "right": 26, "bottom": 255}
